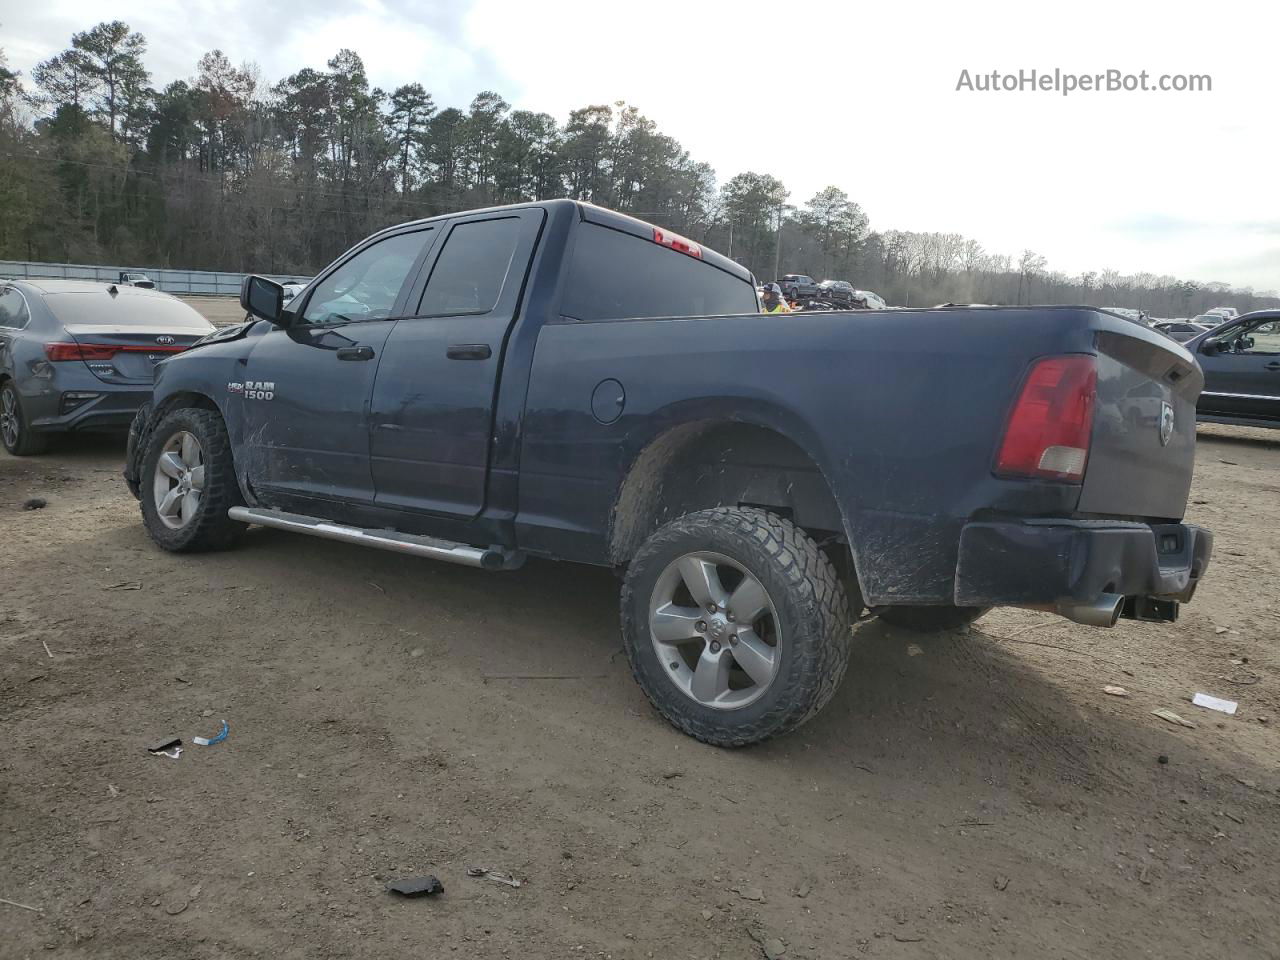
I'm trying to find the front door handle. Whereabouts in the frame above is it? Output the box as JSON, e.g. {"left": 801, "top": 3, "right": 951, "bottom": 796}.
{"left": 447, "top": 344, "right": 492, "bottom": 361}
{"left": 1265, "top": 361, "right": 1280, "bottom": 371}
{"left": 336, "top": 346, "right": 375, "bottom": 361}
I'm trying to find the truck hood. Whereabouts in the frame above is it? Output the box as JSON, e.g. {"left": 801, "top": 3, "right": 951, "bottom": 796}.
{"left": 188, "top": 318, "right": 263, "bottom": 349}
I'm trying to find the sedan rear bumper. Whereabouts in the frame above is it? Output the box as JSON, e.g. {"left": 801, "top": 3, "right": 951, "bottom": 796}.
{"left": 954, "top": 518, "right": 1213, "bottom": 618}
{"left": 30, "top": 387, "right": 152, "bottom": 433}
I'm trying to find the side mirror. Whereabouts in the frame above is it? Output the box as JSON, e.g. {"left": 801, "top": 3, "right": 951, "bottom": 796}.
{"left": 1199, "top": 340, "right": 1219, "bottom": 356}
{"left": 240, "top": 275, "right": 286, "bottom": 325}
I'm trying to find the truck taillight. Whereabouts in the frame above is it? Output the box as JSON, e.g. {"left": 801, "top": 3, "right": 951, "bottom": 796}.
{"left": 995, "top": 355, "right": 1097, "bottom": 483}
{"left": 653, "top": 227, "right": 702, "bottom": 259}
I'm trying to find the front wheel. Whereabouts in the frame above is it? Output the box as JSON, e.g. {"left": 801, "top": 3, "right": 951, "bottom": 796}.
{"left": 620, "top": 507, "right": 852, "bottom": 747}
{"left": 877, "top": 604, "right": 989, "bottom": 632}
{"left": 139, "top": 407, "right": 246, "bottom": 552}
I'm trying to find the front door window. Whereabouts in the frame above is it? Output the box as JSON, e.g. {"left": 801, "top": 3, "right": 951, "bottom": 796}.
{"left": 301, "top": 231, "right": 429, "bottom": 326}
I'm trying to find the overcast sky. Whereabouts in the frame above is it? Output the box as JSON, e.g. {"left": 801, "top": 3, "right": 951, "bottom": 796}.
{"left": 4, "top": 0, "right": 1277, "bottom": 292}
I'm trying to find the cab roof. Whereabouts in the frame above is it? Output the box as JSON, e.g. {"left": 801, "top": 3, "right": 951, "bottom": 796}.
{"left": 370, "top": 198, "right": 753, "bottom": 285}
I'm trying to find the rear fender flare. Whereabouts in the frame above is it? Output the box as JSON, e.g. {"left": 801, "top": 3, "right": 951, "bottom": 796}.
{"left": 607, "top": 397, "right": 868, "bottom": 601}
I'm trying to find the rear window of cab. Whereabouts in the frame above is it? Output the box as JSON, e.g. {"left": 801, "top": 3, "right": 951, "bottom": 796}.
{"left": 562, "top": 223, "right": 758, "bottom": 322}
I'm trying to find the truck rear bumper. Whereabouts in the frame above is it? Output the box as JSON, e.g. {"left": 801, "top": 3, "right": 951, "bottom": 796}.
{"left": 954, "top": 518, "right": 1213, "bottom": 616}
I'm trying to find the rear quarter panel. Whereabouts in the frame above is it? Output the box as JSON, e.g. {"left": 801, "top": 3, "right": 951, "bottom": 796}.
{"left": 516, "top": 307, "right": 1107, "bottom": 604}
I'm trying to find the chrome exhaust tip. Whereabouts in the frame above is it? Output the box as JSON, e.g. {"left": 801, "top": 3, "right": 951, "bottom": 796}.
{"left": 1055, "top": 593, "right": 1124, "bottom": 628}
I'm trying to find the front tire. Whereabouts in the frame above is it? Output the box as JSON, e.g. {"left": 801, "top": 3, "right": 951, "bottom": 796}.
{"left": 1, "top": 381, "right": 49, "bottom": 456}
{"left": 877, "top": 604, "right": 989, "bottom": 632}
{"left": 621, "top": 507, "right": 851, "bottom": 747}
{"left": 139, "top": 407, "right": 246, "bottom": 552}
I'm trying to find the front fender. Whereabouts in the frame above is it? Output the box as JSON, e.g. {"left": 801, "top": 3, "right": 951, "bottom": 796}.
{"left": 144, "top": 338, "right": 259, "bottom": 502}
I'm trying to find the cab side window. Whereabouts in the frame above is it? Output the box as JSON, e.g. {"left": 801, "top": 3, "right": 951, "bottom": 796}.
{"left": 0, "top": 288, "right": 29, "bottom": 329}
{"left": 416, "top": 217, "right": 523, "bottom": 317}
{"left": 301, "top": 230, "right": 430, "bottom": 326}
{"left": 1222, "top": 320, "right": 1280, "bottom": 356}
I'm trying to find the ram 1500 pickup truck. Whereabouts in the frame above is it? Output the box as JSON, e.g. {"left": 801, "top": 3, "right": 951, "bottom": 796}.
{"left": 123, "top": 199, "right": 1213, "bottom": 746}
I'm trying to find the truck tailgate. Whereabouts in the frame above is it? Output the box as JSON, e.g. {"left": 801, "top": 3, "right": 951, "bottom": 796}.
{"left": 1077, "top": 327, "right": 1203, "bottom": 520}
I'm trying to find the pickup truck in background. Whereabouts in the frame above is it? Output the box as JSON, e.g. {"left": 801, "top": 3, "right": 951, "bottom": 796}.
{"left": 1188, "top": 309, "right": 1280, "bottom": 427}
{"left": 779, "top": 274, "right": 820, "bottom": 300}
{"left": 117, "top": 271, "right": 156, "bottom": 289}
{"left": 123, "top": 199, "right": 1214, "bottom": 746}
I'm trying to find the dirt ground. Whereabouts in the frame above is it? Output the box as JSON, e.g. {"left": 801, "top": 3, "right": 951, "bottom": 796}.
{"left": 2, "top": 424, "right": 1278, "bottom": 959}
{"left": 181, "top": 297, "right": 246, "bottom": 327}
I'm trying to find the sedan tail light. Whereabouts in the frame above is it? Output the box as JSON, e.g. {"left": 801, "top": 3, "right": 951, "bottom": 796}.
{"left": 995, "top": 355, "right": 1097, "bottom": 483}
{"left": 44, "top": 342, "right": 187, "bottom": 362}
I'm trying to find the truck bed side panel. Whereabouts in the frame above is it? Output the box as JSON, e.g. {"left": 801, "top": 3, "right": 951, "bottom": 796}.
{"left": 516, "top": 308, "right": 1113, "bottom": 603}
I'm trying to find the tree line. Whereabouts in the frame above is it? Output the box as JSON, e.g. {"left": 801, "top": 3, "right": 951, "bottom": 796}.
{"left": 1, "top": 23, "right": 1274, "bottom": 317}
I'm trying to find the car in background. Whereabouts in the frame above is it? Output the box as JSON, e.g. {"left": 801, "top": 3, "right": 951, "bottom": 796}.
{"left": 1192, "top": 313, "right": 1228, "bottom": 327}
{"left": 118, "top": 271, "right": 156, "bottom": 289}
{"left": 852, "top": 289, "right": 888, "bottom": 310}
{"left": 1153, "top": 320, "right": 1210, "bottom": 343}
{"left": 817, "top": 279, "right": 856, "bottom": 304}
{"left": 1187, "top": 309, "right": 1280, "bottom": 428}
{"left": 281, "top": 281, "right": 307, "bottom": 303}
{"left": 0, "top": 279, "right": 214, "bottom": 455}
{"left": 779, "top": 274, "right": 819, "bottom": 300}
{"left": 1104, "top": 307, "right": 1141, "bottom": 322}
{"left": 1206, "top": 307, "right": 1239, "bottom": 321}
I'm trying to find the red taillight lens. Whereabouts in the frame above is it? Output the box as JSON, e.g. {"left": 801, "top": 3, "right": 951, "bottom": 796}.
{"left": 44, "top": 342, "right": 186, "bottom": 361}
{"left": 46, "top": 342, "right": 114, "bottom": 361}
{"left": 653, "top": 227, "right": 702, "bottom": 259}
{"left": 995, "top": 355, "right": 1097, "bottom": 482}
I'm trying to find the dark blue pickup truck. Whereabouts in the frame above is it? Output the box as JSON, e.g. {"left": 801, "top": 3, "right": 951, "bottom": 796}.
{"left": 123, "top": 199, "right": 1213, "bottom": 746}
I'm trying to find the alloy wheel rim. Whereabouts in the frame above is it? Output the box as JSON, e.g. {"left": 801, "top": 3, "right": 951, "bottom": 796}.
{"left": 1, "top": 388, "right": 18, "bottom": 448}
{"left": 152, "top": 430, "right": 205, "bottom": 530}
{"left": 648, "top": 551, "right": 781, "bottom": 710}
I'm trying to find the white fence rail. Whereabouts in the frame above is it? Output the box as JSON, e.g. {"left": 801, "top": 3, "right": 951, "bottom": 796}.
{"left": 0, "top": 259, "right": 309, "bottom": 297}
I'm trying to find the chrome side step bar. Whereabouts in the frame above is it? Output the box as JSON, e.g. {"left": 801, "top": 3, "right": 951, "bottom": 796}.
{"left": 227, "top": 506, "right": 523, "bottom": 570}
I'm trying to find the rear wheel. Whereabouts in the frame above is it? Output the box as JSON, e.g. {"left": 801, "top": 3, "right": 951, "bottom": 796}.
{"left": 0, "top": 381, "right": 48, "bottom": 456}
{"left": 140, "top": 407, "right": 245, "bottom": 552}
{"left": 877, "top": 604, "right": 989, "bottom": 632}
{"left": 621, "top": 507, "right": 851, "bottom": 747}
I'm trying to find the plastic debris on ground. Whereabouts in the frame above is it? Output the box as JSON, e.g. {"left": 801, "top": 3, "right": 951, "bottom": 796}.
{"left": 466, "top": 866, "right": 523, "bottom": 888}
{"left": 193, "top": 719, "right": 229, "bottom": 746}
{"left": 1192, "top": 692, "right": 1238, "bottom": 715}
{"left": 1103, "top": 685, "right": 1129, "bottom": 697}
{"left": 385, "top": 876, "right": 444, "bottom": 897}
{"left": 1152, "top": 708, "right": 1196, "bottom": 729}
{"left": 148, "top": 737, "right": 183, "bottom": 759}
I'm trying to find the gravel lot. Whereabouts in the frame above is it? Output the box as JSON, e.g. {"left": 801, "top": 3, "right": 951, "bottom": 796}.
{"left": 180, "top": 297, "right": 246, "bottom": 327}
{"left": 2, "top": 424, "right": 1278, "bottom": 958}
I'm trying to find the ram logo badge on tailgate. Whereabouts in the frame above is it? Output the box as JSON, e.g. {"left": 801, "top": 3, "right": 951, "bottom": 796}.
{"left": 1159, "top": 401, "right": 1175, "bottom": 446}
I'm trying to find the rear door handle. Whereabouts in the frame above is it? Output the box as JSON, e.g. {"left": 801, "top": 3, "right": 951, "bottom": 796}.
{"left": 447, "top": 344, "right": 492, "bottom": 361}
{"left": 1265, "top": 362, "right": 1280, "bottom": 371}
{"left": 336, "top": 346, "right": 375, "bottom": 361}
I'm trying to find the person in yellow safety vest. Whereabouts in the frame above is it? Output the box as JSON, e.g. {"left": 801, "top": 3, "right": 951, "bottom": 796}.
{"left": 761, "top": 283, "right": 792, "bottom": 314}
